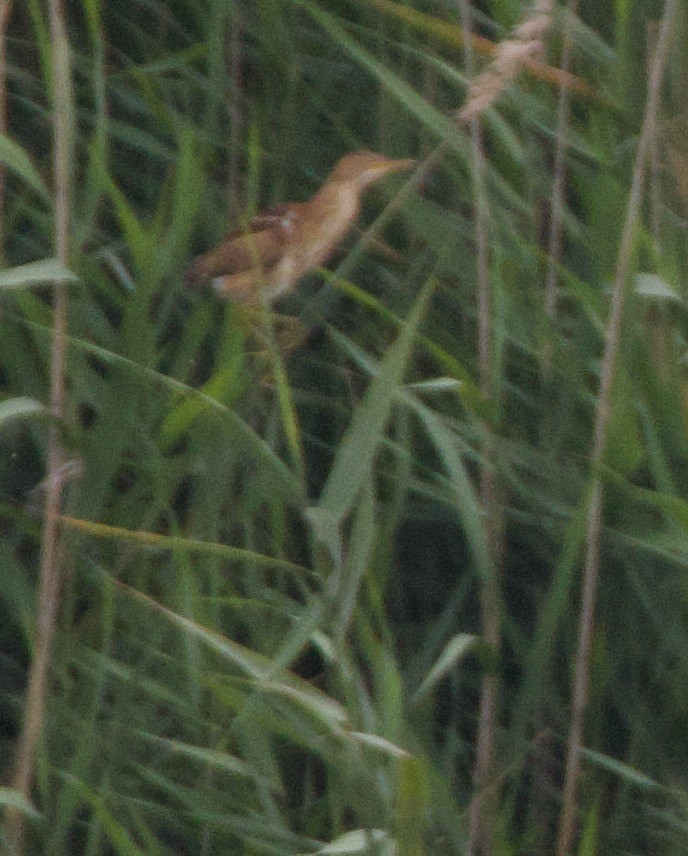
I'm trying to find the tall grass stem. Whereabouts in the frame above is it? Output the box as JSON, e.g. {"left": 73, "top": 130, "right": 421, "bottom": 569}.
{"left": 556, "top": 2, "right": 679, "bottom": 852}
{"left": 7, "top": 0, "right": 73, "bottom": 851}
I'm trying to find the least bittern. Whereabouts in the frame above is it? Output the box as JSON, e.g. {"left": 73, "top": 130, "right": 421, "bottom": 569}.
{"left": 184, "top": 150, "right": 415, "bottom": 302}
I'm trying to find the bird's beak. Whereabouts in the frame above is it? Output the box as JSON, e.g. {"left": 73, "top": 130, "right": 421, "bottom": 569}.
{"left": 356, "top": 157, "right": 415, "bottom": 188}
{"left": 374, "top": 157, "right": 416, "bottom": 177}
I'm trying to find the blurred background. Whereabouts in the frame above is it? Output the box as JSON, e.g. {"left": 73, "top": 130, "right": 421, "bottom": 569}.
{"left": 1, "top": 0, "right": 687, "bottom": 853}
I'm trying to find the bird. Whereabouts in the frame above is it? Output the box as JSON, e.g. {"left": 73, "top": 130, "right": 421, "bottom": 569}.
{"left": 184, "top": 151, "right": 415, "bottom": 304}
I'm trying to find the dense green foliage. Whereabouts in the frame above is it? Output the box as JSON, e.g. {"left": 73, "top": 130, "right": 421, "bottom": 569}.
{"left": 1, "top": 0, "right": 688, "bottom": 853}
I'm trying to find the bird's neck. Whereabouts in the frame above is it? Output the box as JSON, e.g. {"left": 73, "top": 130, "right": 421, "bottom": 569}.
{"left": 310, "top": 177, "right": 363, "bottom": 210}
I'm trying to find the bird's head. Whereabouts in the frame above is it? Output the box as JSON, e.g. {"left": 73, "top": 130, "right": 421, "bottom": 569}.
{"left": 328, "top": 150, "right": 415, "bottom": 189}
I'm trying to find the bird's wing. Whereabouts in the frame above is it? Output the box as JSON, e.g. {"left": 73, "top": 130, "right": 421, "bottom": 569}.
{"left": 248, "top": 203, "right": 300, "bottom": 235}
{"left": 184, "top": 204, "right": 303, "bottom": 287}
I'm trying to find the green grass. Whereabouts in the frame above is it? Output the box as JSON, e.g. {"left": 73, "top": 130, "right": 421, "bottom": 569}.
{"left": 1, "top": 0, "right": 688, "bottom": 853}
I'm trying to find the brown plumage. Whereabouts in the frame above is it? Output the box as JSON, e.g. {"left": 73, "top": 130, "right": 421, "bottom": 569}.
{"left": 184, "top": 151, "right": 415, "bottom": 304}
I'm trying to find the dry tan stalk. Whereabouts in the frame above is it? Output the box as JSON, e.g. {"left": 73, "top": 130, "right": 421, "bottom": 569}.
{"left": 227, "top": 8, "right": 243, "bottom": 213}
{"left": 556, "top": 1, "right": 679, "bottom": 853}
{"left": 545, "top": 0, "right": 580, "bottom": 330}
{"left": 6, "top": 0, "right": 72, "bottom": 851}
{"left": 369, "top": 0, "right": 595, "bottom": 100}
{"left": 456, "top": 2, "right": 502, "bottom": 853}
{"left": 0, "top": 0, "right": 13, "bottom": 264}
{"left": 457, "top": 0, "right": 554, "bottom": 125}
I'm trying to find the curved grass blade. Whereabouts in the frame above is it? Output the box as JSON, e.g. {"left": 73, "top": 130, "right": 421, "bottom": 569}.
{"left": 60, "top": 516, "right": 310, "bottom": 576}
{"left": 0, "top": 134, "right": 50, "bottom": 201}
{"left": 0, "top": 259, "right": 78, "bottom": 290}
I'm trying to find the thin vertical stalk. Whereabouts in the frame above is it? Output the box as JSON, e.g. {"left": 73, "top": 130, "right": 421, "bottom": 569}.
{"left": 7, "top": 0, "right": 72, "bottom": 851}
{"left": 646, "top": 22, "right": 662, "bottom": 250}
{"left": 556, "top": 2, "right": 678, "bottom": 853}
{"left": 453, "top": 3, "right": 554, "bottom": 849}
{"left": 544, "top": 0, "right": 579, "bottom": 322}
{"left": 227, "top": 5, "right": 243, "bottom": 213}
{"left": 456, "top": 2, "right": 499, "bottom": 853}
{"left": 0, "top": 0, "right": 13, "bottom": 264}
{"left": 533, "top": 6, "right": 579, "bottom": 843}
